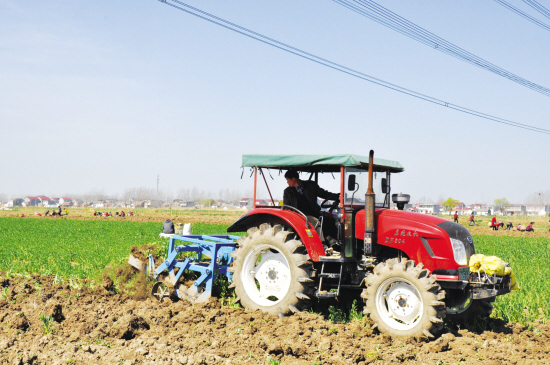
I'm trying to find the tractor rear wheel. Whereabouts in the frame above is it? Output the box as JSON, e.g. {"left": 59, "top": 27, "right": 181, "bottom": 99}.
{"left": 362, "top": 258, "right": 446, "bottom": 339}
{"left": 229, "top": 223, "right": 315, "bottom": 317}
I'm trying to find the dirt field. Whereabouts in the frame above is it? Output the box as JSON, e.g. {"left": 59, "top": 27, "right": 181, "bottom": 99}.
{"left": 0, "top": 207, "right": 243, "bottom": 225}
{"left": 1, "top": 274, "right": 549, "bottom": 365}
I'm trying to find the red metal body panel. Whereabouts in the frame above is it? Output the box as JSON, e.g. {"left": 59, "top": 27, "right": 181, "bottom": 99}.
{"left": 247, "top": 208, "right": 326, "bottom": 261}
{"left": 355, "top": 209, "right": 463, "bottom": 273}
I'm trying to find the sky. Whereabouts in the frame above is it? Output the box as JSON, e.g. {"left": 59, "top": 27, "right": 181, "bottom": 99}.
{"left": 1, "top": 0, "right": 549, "bottom": 204}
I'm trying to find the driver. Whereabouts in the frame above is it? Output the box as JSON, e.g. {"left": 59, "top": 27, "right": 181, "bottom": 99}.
{"left": 283, "top": 169, "right": 340, "bottom": 218}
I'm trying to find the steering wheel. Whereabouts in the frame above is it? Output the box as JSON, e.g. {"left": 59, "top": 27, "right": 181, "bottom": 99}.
{"left": 320, "top": 199, "right": 339, "bottom": 214}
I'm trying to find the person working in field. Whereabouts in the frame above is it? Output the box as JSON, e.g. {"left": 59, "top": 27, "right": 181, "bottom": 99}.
{"left": 283, "top": 169, "right": 340, "bottom": 245}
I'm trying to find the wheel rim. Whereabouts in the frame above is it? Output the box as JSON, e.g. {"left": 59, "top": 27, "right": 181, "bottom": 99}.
{"left": 375, "top": 277, "right": 423, "bottom": 331}
{"left": 241, "top": 244, "right": 292, "bottom": 307}
{"left": 151, "top": 282, "right": 170, "bottom": 302}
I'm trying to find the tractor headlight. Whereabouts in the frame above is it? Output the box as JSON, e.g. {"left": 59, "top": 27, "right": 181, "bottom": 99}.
{"left": 450, "top": 238, "right": 467, "bottom": 265}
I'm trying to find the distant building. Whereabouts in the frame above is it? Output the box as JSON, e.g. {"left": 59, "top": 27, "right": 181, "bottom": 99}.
{"left": 254, "top": 199, "right": 268, "bottom": 207}
{"left": 467, "top": 204, "right": 492, "bottom": 216}
{"left": 525, "top": 205, "right": 548, "bottom": 216}
{"left": 173, "top": 199, "right": 195, "bottom": 207}
{"left": 42, "top": 199, "right": 57, "bottom": 207}
{"left": 37, "top": 196, "right": 51, "bottom": 204}
{"left": 23, "top": 197, "right": 41, "bottom": 207}
{"left": 266, "top": 199, "right": 281, "bottom": 206}
{"left": 58, "top": 197, "right": 73, "bottom": 206}
{"left": 7, "top": 198, "right": 24, "bottom": 207}
{"left": 144, "top": 200, "right": 162, "bottom": 209}
{"left": 72, "top": 199, "right": 84, "bottom": 207}
{"left": 503, "top": 204, "right": 526, "bottom": 216}
{"left": 415, "top": 204, "right": 441, "bottom": 214}
{"left": 239, "top": 198, "right": 252, "bottom": 207}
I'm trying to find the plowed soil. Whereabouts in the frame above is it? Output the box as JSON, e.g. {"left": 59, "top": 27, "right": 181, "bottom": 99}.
{"left": 1, "top": 274, "right": 549, "bottom": 365}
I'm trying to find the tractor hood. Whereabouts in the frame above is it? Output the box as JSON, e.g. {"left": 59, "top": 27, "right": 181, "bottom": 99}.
{"left": 355, "top": 209, "right": 475, "bottom": 273}
{"left": 355, "top": 209, "right": 449, "bottom": 234}
{"left": 378, "top": 209, "right": 449, "bottom": 226}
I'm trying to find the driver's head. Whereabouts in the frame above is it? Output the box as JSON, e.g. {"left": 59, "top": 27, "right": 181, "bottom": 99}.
{"left": 284, "top": 169, "right": 300, "bottom": 187}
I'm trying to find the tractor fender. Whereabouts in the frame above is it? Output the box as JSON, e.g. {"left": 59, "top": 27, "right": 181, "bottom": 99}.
{"left": 227, "top": 208, "right": 326, "bottom": 261}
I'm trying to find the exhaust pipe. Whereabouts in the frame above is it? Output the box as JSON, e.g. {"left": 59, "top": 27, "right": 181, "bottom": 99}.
{"left": 364, "top": 150, "right": 375, "bottom": 255}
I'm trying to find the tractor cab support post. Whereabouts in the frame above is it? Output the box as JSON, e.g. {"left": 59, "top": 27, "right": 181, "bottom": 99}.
{"left": 253, "top": 167, "right": 257, "bottom": 208}
{"left": 339, "top": 167, "right": 344, "bottom": 222}
{"left": 364, "top": 150, "right": 375, "bottom": 255}
{"left": 259, "top": 168, "right": 276, "bottom": 206}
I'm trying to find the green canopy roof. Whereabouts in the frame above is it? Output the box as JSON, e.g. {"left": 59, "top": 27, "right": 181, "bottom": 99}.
{"left": 242, "top": 154, "right": 404, "bottom": 173}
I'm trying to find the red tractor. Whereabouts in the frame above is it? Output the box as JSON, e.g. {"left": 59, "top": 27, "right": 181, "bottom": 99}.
{"left": 227, "top": 152, "right": 511, "bottom": 338}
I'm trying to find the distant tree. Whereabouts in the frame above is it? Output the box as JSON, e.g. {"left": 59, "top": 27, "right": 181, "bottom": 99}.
{"left": 82, "top": 189, "right": 109, "bottom": 202}
{"left": 201, "top": 198, "right": 215, "bottom": 207}
{"left": 526, "top": 190, "right": 550, "bottom": 205}
{"left": 494, "top": 198, "right": 509, "bottom": 214}
{"left": 176, "top": 188, "right": 190, "bottom": 202}
{"left": 122, "top": 187, "right": 157, "bottom": 201}
{"left": 416, "top": 196, "right": 434, "bottom": 204}
{"left": 190, "top": 187, "right": 199, "bottom": 202}
{"left": 442, "top": 197, "right": 459, "bottom": 212}
{"left": 229, "top": 189, "right": 242, "bottom": 204}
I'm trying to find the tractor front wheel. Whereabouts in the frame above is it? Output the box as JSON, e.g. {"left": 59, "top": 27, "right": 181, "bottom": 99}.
{"left": 229, "top": 223, "right": 315, "bottom": 317}
{"left": 362, "top": 258, "right": 446, "bottom": 339}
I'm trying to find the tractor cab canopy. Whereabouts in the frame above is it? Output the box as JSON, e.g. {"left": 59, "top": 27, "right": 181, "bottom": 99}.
{"left": 242, "top": 154, "right": 404, "bottom": 173}
{"left": 242, "top": 154, "right": 404, "bottom": 209}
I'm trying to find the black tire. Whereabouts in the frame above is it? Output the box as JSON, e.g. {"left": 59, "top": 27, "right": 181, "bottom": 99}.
{"left": 446, "top": 297, "right": 493, "bottom": 323}
{"left": 361, "top": 258, "right": 446, "bottom": 339}
{"left": 229, "top": 223, "right": 315, "bottom": 317}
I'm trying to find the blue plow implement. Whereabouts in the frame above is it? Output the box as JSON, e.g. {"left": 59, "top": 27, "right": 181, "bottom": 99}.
{"left": 128, "top": 235, "right": 238, "bottom": 303}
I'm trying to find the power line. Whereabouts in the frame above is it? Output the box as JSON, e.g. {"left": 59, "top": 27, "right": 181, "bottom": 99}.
{"left": 494, "top": 0, "right": 550, "bottom": 32}
{"left": 521, "top": 0, "right": 550, "bottom": 20}
{"left": 157, "top": 0, "right": 550, "bottom": 135}
{"left": 332, "top": 0, "right": 550, "bottom": 97}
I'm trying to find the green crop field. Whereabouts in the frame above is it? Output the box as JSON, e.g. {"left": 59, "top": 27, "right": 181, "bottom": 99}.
{"left": 0, "top": 217, "right": 548, "bottom": 324}
{"left": 472, "top": 235, "right": 550, "bottom": 324}
{"left": 0, "top": 218, "right": 230, "bottom": 281}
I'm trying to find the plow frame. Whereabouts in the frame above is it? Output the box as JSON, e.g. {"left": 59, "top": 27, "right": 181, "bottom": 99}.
{"left": 136, "top": 234, "right": 239, "bottom": 303}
